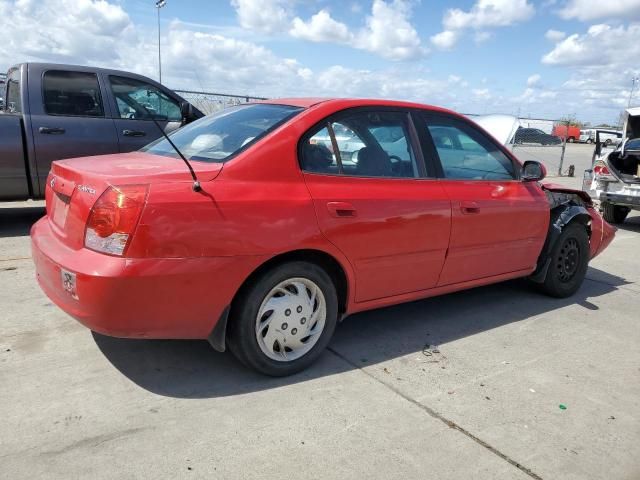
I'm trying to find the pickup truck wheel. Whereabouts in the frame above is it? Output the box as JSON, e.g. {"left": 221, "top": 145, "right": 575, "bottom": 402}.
{"left": 602, "top": 202, "right": 629, "bottom": 224}
{"left": 538, "top": 223, "right": 589, "bottom": 298}
{"left": 227, "top": 261, "right": 338, "bottom": 376}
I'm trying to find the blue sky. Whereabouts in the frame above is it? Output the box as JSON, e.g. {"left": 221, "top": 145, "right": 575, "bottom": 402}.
{"left": 1, "top": 0, "right": 640, "bottom": 124}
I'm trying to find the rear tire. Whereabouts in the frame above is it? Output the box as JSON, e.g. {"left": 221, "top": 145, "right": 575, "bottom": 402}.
{"left": 568, "top": 137, "right": 575, "bottom": 143}
{"left": 227, "top": 261, "right": 338, "bottom": 376}
{"left": 602, "top": 202, "right": 629, "bottom": 224}
{"left": 537, "top": 223, "right": 590, "bottom": 298}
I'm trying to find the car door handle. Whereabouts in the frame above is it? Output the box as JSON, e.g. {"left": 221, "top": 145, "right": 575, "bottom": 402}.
{"left": 39, "top": 127, "right": 65, "bottom": 135}
{"left": 327, "top": 202, "right": 357, "bottom": 218}
{"left": 122, "top": 129, "right": 147, "bottom": 137}
{"left": 460, "top": 201, "right": 480, "bottom": 214}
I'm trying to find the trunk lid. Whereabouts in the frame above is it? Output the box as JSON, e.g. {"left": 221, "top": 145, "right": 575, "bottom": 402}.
{"left": 45, "top": 152, "right": 222, "bottom": 250}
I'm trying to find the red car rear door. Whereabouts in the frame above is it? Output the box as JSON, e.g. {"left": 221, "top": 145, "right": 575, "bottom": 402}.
{"left": 300, "top": 108, "right": 452, "bottom": 303}
{"left": 417, "top": 113, "right": 549, "bottom": 286}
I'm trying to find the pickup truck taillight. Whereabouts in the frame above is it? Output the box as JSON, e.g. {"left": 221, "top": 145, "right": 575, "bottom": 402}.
{"left": 84, "top": 185, "right": 148, "bottom": 256}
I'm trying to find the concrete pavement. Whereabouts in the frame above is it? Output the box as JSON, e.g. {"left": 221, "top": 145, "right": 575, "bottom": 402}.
{"left": 1, "top": 180, "right": 639, "bottom": 479}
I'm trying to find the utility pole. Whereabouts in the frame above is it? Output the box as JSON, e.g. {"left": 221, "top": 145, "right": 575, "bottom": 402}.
{"left": 627, "top": 76, "right": 639, "bottom": 108}
{"left": 156, "top": 0, "right": 166, "bottom": 84}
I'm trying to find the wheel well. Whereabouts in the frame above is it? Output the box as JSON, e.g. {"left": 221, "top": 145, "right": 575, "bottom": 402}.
{"left": 231, "top": 249, "right": 349, "bottom": 316}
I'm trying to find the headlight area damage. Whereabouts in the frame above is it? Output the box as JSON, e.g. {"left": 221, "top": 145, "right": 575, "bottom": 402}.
{"left": 529, "top": 184, "right": 616, "bottom": 283}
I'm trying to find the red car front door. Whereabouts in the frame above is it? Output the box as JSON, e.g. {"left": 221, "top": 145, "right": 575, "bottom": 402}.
{"left": 419, "top": 114, "right": 549, "bottom": 286}
{"left": 300, "top": 109, "right": 452, "bottom": 303}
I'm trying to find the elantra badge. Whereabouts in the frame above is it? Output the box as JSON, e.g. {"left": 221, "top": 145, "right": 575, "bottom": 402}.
{"left": 77, "top": 185, "right": 96, "bottom": 195}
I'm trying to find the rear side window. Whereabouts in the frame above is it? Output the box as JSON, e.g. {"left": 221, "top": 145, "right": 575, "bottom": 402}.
{"left": 301, "top": 110, "right": 420, "bottom": 178}
{"left": 425, "top": 118, "right": 515, "bottom": 180}
{"left": 43, "top": 71, "right": 105, "bottom": 117}
{"left": 5, "top": 68, "right": 22, "bottom": 113}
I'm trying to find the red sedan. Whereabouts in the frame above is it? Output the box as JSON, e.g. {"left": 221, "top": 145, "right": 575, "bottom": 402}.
{"left": 31, "top": 98, "right": 615, "bottom": 376}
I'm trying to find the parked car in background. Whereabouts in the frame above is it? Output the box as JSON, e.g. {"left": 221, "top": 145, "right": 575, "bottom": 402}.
{"left": 580, "top": 129, "right": 595, "bottom": 143}
{"left": 514, "top": 127, "right": 562, "bottom": 145}
{"left": 553, "top": 124, "right": 581, "bottom": 143}
{"left": 583, "top": 111, "right": 640, "bottom": 223}
{"left": 31, "top": 98, "right": 615, "bottom": 376}
{"left": 0, "top": 62, "right": 202, "bottom": 201}
{"left": 580, "top": 128, "right": 622, "bottom": 145}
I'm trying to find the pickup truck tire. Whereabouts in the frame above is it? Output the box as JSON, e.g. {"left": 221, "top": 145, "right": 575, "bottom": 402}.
{"left": 602, "top": 202, "right": 629, "bottom": 224}
{"left": 537, "top": 223, "right": 590, "bottom": 298}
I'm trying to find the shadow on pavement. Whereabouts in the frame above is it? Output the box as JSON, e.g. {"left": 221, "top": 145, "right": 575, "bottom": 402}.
{"left": 0, "top": 206, "right": 45, "bottom": 238}
{"left": 615, "top": 214, "right": 640, "bottom": 234}
{"left": 93, "top": 266, "right": 629, "bottom": 399}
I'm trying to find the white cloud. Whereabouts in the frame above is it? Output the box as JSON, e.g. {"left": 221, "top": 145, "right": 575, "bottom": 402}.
{"left": 527, "top": 74, "right": 541, "bottom": 87}
{"left": 0, "top": 0, "right": 134, "bottom": 66}
{"left": 433, "top": 0, "right": 535, "bottom": 49}
{"left": 558, "top": 0, "right": 640, "bottom": 21}
{"left": 230, "top": 0, "right": 292, "bottom": 34}
{"left": 290, "top": 10, "right": 352, "bottom": 43}
{"left": 430, "top": 30, "right": 458, "bottom": 50}
{"left": 473, "top": 88, "right": 492, "bottom": 99}
{"left": 355, "top": 0, "right": 425, "bottom": 60}
{"left": 290, "top": 1, "right": 426, "bottom": 61}
{"left": 545, "top": 29, "right": 566, "bottom": 41}
{"left": 444, "top": 0, "right": 535, "bottom": 30}
{"left": 474, "top": 31, "right": 493, "bottom": 44}
{"left": 542, "top": 23, "right": 640, "bottom": 67}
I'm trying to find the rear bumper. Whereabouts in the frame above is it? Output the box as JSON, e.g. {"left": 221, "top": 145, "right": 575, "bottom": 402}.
{"left": 600, "top": 192, "right": 640, "bottom": 208}
{"left": 31, "top": 218, "right": 263, "bottom": 339}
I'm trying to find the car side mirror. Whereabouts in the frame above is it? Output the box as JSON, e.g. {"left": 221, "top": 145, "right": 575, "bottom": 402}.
{"left": 522, "top": 160, "right": 546, "bottom": 182}
{"left": 180, "top": 101, "right": 196, "bottom": 125}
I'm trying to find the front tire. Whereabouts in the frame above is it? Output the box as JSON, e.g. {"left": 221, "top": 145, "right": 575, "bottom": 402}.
{"left": 227, "top": 261, "right": 338, "bottom": 376}
{"left": 602, "top": 202, "right": 629, "bottom": 224}
{"left": 538, "top": 223, "right": 590, "bottom": 298}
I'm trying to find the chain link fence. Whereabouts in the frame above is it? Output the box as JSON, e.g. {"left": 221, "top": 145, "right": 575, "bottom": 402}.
{"left": 467, "top": 114, "right": 592, "bottom": 177}
{"left": 173, "top": 89, "right": 266, "bottom": 115}
{"left": 509, "top": 118, "right": 574, "bottom": 176}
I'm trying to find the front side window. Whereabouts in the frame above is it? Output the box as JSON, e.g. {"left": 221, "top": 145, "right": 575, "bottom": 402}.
{"left": 301, "top": 110, "right": 419, "bottom": 178}
{"left": 426, "top": 119, "right": 515, "bottom": 180}
{"left": 43, "top": 71, "right": 104, "bottom": 117}
{"left": 110, "top": 76, "right": 181, "bottom": 121}
{"left": 5, "top": 68, "right": 21, "bottom": 113}
{"left": 142, "top": 103, "right": 303, "bottom": 163}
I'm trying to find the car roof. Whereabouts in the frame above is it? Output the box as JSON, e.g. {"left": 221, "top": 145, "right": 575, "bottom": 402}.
{"left": 257, "top": 97, "right": 459, "bottom": 115}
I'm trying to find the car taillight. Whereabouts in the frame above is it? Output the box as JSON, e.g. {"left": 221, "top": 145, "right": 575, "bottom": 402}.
{"left": 593, "top": 162, "right": 611, "bottom": 176}
{"left": 84, "top": 185, "right": 148, "bottom": 256}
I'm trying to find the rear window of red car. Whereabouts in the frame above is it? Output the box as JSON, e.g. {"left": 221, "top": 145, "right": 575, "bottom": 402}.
{"left": 142, "top": 104, "right": 303, "bottom": 163}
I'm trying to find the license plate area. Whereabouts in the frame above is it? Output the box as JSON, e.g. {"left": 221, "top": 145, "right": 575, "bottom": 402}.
{"left": 51, "top": 192, "right": 71, "bottom": 229}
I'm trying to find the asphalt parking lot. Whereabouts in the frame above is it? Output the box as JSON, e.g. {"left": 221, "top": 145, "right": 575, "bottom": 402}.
{"left": 2, "top": 145, "right": 639, "bottom": 479}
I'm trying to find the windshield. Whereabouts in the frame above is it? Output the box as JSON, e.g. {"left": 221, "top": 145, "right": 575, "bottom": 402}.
{"left": 142, "top": 103, "right": 303, "bottom": 163}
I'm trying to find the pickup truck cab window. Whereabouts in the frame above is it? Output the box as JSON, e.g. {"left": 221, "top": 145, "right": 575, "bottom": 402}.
{"left": 109, "top": 75, "right": 181, "bottom": 121}
{"left": 43, "top": 71, "right": 105, "bottom": 117}
{"left": 5, "top": 68, "right": 22, "bottom": 113}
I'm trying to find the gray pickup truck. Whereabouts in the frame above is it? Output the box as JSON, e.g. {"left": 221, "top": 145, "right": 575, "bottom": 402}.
{"left": 0, "top": 63, "right": 202, "bottom": 201}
